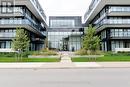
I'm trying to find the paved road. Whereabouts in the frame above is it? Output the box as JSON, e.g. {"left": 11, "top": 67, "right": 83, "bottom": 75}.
{"left": 0, "top": 68, "right": 130, "bottom": 87}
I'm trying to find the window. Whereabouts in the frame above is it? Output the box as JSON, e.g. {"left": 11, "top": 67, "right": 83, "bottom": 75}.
{"left": 108, "top": 6, "right": 130, "bottom": 12}
{"left": 1, "top": 1, "right": 13, "bottom": 13}
{"left": 50, "top": 20, "right": 75, "bottom": 28}
{"left": 110, "top": 29, "right": 115, "bottom": 37}
{"left": 48, "top": 31, "right": 82, "bottom": 51}
{"left": 110, "top": 29, "right": 130, "bottom": 37}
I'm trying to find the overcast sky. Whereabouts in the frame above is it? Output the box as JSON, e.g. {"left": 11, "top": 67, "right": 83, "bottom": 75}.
{"left": 38, "top": 0, "right": 92, "bottom": 18}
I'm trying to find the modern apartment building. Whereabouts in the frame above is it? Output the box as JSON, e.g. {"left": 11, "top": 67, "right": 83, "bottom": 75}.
{"left": 48, "top": 16, "right": 84, "bottom": 51}
{"left": 0, "top": 0, "right": 47, "bottom": 52}
{"left": 84, "top": 0, "right": 130, "bottom": 51}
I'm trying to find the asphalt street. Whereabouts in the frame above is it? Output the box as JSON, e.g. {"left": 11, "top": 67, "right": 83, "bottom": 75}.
{"left": 0, "top": 68, "right": 130, "bottom": 87}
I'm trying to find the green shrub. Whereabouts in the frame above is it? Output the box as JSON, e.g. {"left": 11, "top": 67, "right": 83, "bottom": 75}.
{"left": 0, "top": 52, "right": 15, "bottom": 57}
{"left": 32, "top": 51, "right": 40, "bottom": 56}
{"left": 104, "top": 51, "right": 130, "bottom": 56}
{"left": 94, "top": 50, "right": 104, "bottom": 55}
{"left": 75, "top": 49, "right": 103, "bottom": 55}
{"left": 42, "top": 49, "right": 58, "bottom": 55}
{"left": 104, "top": 51, "right": 115, "bottom": 56}
{"left": 75, "top": 49, "right": 87, "bottom": 55}
{"left": 32, "top": 49, "right": 58, "bottom": 56}
{"left": 21, "top": 51, "right": 33, "bottom": 57}
{"left": 117, "top": 51, "right": 130, "bottom": 56}
{"left": 0, "top": 51, "right": 34, "bottom": 58}
{"left": 41, "top": 50, "right": 57, "bottom": 56}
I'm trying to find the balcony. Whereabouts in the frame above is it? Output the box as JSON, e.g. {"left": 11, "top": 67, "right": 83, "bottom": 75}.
{"left": 108, "top": 6, "right": 130, "bottom": 16}
{"left": 31, "top": 0, "right": 47, "bottom": 20}
{"left": 95, "top": 19, "right": 130, "bottom": 32}
{"left": 0, "top": 7, "right": 24, "bottom": 17}
{"left": 0, "top": 19, "right": 45, "bottom": 37}
{"left": 0, "top": 6, "right": 47, "bottom": 28}
{"left": 0, "top": 32, "right": 15, "bottom": 40}
{"left": 31, "top": 38, "right": 44, "bottom": 42}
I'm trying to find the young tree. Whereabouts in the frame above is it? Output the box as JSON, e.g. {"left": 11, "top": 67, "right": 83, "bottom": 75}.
{"left": 12, "top": 27, "right": 30, "bottom": 60}
{"left": 83, "top": 25, "right": 100, "bottom": 53}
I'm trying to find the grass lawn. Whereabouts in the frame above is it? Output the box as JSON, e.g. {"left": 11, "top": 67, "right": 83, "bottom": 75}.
{"left": 0, "top": 57, "right": 60, "bottom": 62}
{"left": 72, "top": 55, "right": 130, "bottom": 62}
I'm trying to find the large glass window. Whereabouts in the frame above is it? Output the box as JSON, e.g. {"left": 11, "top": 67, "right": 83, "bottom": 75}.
{"left": 110, "top": 29, "right": 130, "bottom": 37}
{"left": 50, "top": 20, "right": 75, "bottom": 28}
{"left": 1, "top": 1, "right": 13, "bottom": 13}
{"left": 93, "top": 6, "right": 130, "bottom": 27}
{"left": 0, "top": 41, "right": 12, "bottom": 49}
{"left": 111, "top": 41, "right": 130, "bottom": 51}
{"left": 48, "top": 31, "right": 82, "bottom": 51}
{"left": 101, "top": 30, "right": 106, "bottom": 39}
{"left": 109, "top": 6, "right": 130, "bottom": 12}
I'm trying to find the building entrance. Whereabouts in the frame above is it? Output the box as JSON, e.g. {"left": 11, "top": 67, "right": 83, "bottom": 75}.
{"left": 62, "top": 38, "right": 69, "bottom": 51}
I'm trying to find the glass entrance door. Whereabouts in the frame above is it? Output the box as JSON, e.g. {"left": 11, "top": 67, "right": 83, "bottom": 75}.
{"left": 62, "top": 38, "right": 69, "bottom": 51}
{"left": 62, "top": 41, "right": 68, "bottom": 51}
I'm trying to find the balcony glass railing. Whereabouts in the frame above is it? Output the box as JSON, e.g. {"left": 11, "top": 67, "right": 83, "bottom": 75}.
{"left": 0, "top": 6, "right": 46, "bottom": 26}
{"left": 0, "top": 19, "right": 42, "bottom": 31}
{"left": 95, "top": 19, "right": 130, "bottom": 29}
{"left": 108, "top": 6, "right": 130, "bottom": 13}
{"left": 0, "top": 7, "right": 23, "bottom": 14}
{"left": 0, "top": 32, "right": 15, "bottom": 38}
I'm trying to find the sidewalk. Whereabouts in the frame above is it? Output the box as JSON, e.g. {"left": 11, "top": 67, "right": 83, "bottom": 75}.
{"left": 97, "top": 62, "right": 130, "bottom": 68}
{"left": 0, "top": 62, "right": 130, "bottom": 69}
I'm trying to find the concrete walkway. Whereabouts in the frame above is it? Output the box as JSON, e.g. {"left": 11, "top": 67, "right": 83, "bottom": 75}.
{"left": 60, "top": 51, "right": 72, "bottom": 63}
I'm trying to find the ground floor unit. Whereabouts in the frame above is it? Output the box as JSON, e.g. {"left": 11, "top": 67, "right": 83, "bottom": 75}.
{"left": 99, "top": 28, "right": 130, "bottom": 51}
{"left": 101, "top": 40, "right": 130, "bottom": 51}
{"left": 0, "top": 28, "right": 46, "bottom": 52}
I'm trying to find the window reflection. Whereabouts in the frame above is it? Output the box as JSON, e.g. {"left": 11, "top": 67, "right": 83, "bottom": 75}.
{"left": 48, "top": 32, "right": 82, "bottom": 51}
{"left": 50, "top": 20, "right": 75, "bottom": 28}
{"left": 110, "top": 29, "right": 130, "bottom": 37}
